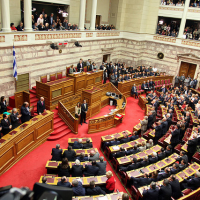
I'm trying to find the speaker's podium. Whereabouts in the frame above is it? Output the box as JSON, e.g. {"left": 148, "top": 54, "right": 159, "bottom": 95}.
{"left": 82, "top": 86, "right": 102, "bottom": 119}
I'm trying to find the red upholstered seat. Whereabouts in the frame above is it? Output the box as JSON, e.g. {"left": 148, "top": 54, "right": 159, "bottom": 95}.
{"left": 84, "top": 67, "right": 87, "bottom": 72}
{"left": 42, "top": 77, "right": 47, "bottom": 83}
{"left": 50, "top": 75, "right": 56, "bottom": 81}
{"left": 138, "top": 85, "right": 144, "bottom": 93}
{"left": 174, "top": 143, "right": 182, "bottom": 154}
{"left": 161, "top": 79, "right": 164, "bottom": 86}
{"left": 131, "top": 185, "right": 142, "bottom": 200}
{"left": 157, "top": 80, "right": 162, "bottom": 87}
{"left": 155, "top": 81, "right": 159, "bottom": 88}
{"left": 168, "top": 79, "right": 172, "bottom": 85}
{"left": 182, "top": 188, "right": 192, "bottom": 195}
{"left": 57, "top": 73, "right": 62, "bottom": 79}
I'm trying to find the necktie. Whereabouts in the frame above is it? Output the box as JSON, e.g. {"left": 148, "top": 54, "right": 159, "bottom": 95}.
{"left": 42, "top": 101, "right": 43, "bottom": 105}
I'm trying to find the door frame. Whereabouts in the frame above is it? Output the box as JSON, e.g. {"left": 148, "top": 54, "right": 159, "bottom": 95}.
{"left": 177, "top": 54, "right": 200, "bottom": 79}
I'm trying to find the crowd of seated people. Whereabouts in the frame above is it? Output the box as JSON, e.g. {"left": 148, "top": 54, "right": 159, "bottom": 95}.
{"left": 156, "top": 22, "right": 179, "bottom": 37}
{"left": 160, "top": 0, "right": 185, "bottom": 6}
{"left": 0, "top": 97, "right": 46, "bottom": 139}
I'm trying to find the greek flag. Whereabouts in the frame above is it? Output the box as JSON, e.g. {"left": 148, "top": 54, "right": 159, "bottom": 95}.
{"left": 13, "top": 45, "right": 17, "bottom": 80}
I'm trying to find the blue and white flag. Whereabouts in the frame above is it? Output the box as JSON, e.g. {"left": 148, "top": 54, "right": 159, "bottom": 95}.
{"left": 13, "top": 45, "right": 17, "bottom": 80}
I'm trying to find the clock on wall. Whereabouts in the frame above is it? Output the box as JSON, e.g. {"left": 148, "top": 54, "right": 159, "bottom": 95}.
{"left": 157, "top": 52, "right": 164, "bottom": 59}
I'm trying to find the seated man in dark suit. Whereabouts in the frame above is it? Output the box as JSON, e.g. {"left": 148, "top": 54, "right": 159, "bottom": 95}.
{"left": 84, "top": 161, "right": 99, "bottom": 177}
{"left": 158, "top": 179, "right": 172, "bottom": 200}
{"left": 63, "top": 145, "right": 76, "bottom": 161}
{"left": 109, "top": 137, "right": 120, "bottom": 146}
{"left": 21, "top": 102, "right": 33, "bottom": 123}
{"left": 1, "top": 114, "right": 12, "bottom": 136}
{"left": 37, "top": 97, "right": 46, "bottom": 115}
{"left": 157, "top": 167, "right": 171, "bottom": 181}
{"left": 129, "top": 131, "right": 139, "bottom": 141}
{"left": 170, "top": 163, "right": 179, "bottom": 174}
{"left": 139, "top": 156, "right": 149, "bottom": 167}
{"left": 131, "top": 173, "right": 153, "bottom": 189}
{"left": 57, "top": 176, "right": 71, "bottom": 188}
{"left": 157, "top": 148, "right": 166, "bottom": 161}
{"left": 72, "top": 138, "right": 83, "bottom": 149}
{"left": 113, "top": 147, "right": 126, "bottom": 158}
{"left": 51, "top": 144, "right": 62, "bottom": 161}
{"left": 125, "top": 144, "right": 140, "bottom": 155}
{"left": 10, "top": 108, "right": 21, "bottom": 129}
{"left": 86, "top": 181, "right": 106, "bottom": 195}
{"left": 77, "top": 152, "right": 89, "bottom": 161}
{"left": 71, "top": 159, "right": 83, "bottom": 177}
{"left": 96, "top": 157, "right": 107, "bottom": 175}
{"left": 181, "top": 172, "right": 200, "bottom": 190}
{"left": 149, "top": 152, "right": 158, "bottom": 164}
{"left": 169, "top": 175, "right": 182, "bottom": 199}
{"left": 119, "top": 158, "right": 140, "bottom": 172}
{"left": 120, "top": 134, "right": 130, "bottom": 144}
{"left": 179, "top": 159, "right": 187, "bottom": 171}
{"left": 165, "top": 145, "right": 172, "bottom": 157}
{"left": 83, "top": 138, "right": 93, "bottom": 149}
{"left": 176, "top": 151, "right": 188, "bottom": 164}
{"left": 72, "top": 179, "right": 85, "bottom": 196}
{"left": 142, "top": 181, "right": 159, "bottom": 200}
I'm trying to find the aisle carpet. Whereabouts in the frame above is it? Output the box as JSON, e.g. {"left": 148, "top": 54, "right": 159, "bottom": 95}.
{"left": 0, "top": 97, "right": 145, "bottom": 192}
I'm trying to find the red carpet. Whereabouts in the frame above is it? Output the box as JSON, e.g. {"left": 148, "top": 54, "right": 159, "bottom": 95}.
{"left": 0, "top": 97, "right": 145, "bottom": 193}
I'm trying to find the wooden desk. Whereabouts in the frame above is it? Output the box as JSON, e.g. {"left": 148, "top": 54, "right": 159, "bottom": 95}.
{"left": 62, "top": 148, "right": 98, "bottom": 156}
{"left": 117, "top": 145, "right": 162, "bottom": 165}
{"left": 101, "top": 130, "right": 131, "bottom": 143}
{"left": 36, "top": 77, "right": 74, "bottom": 110}
{"left": 138, "top": 95, "right": 148, "bottom": 110}
{"left": 109, "top": 138, "right": 146, "bottom": 153}
{"left": 133, "top": 123, "right": 141, "bottom": 132}
{"left": 39, "top": 175, "right": 108, "bottom": 186}
{"left": 0, "top": 110, "right": 54, "bottom": 175}
{"left": 118, "top": 76, "right": 174, "bottom": 97}
{"left": 68, "top": 138, "right": 92, "bottom": 144}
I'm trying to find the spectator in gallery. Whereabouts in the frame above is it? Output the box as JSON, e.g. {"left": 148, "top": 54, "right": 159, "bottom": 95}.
{"left": 17, "top": 22, "right": 24, "bottom": 31}
{"left": 37, "top": 14, "right": 44, "bottom": 26}
{"left": 43, "top": 14, "right": 49, "bottom": 25}
{"left": 32, "top": 22, "right": 38, "bottom": 31}
{"left": 0, "top": 96, "right": 7, "bottom": 114}
{"left": 10, "top": 23, "right": 17, "bottom": 31}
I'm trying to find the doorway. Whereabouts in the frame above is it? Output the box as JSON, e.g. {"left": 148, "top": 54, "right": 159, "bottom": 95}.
{"left": 96, "top": 15, "right": 101, "bottom": 26}
{"left": 179, "top": 61, "right": 197, "bottom": 78}
{"left": 103, "top": 54, "right": 110, "bottom": 63}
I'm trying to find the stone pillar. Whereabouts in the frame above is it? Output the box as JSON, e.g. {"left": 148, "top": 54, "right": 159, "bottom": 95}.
{"left": 1, "top": 0, "right": 11, "bottom": 32}
{"left": 178, "top": 0, "right": 190, "bottom": 38}
{"left": 79, "top": 0, "right": 86, "bottom": 31}
{"left": 90, "top": 0, "right": 97, "bottom": 30}
{"left": 24, "top": 0, "right": 32, "bottom": 31}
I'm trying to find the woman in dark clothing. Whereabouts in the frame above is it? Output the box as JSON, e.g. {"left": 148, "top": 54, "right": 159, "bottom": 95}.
{"left": 58, "top": 158, "right": 70, "bottom": 177}
{"left": 0, "top": 96, "right": 7, "bottom": 114}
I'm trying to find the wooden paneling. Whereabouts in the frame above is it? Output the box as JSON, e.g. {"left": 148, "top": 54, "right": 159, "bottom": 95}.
{"left": 0, "top": 110, "right": 54, "bottom": 175}
{"left": 15, "top": 91, "right": 30, "bottom": 111}
{"left": 188, "top": 64, "right": 196, "bottom": 79}
{"left": 179, "top": 62, "right": 197, "bottom": 78}
{"left": 16, "top": 73, "right": 29, "bottom": 92}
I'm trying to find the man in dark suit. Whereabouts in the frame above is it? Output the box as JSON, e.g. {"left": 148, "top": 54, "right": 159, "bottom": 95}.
{"left": 139, "top": 156, "right": 149, "bottom": 167}
{"left": 49, "top": 13, "right": 54, "bottom": 27}
{"left": 161, "top": 117, "right": 168, "bottom": 136}
{"left": 51, "top": 144, "right": 62, "bottom": 161}
{"left": 142, "top": 181, "right": 159, "bottom": 200}
{"left": 149, "top": 152, "right": 158, "bottom": 164}
{"left": 131, "top": 84, "right": 138, "bottom": 98}
{"left": 165, "top": 145, "right": 172, "bottom": 157}
{"left": 125, "top": 144, "right": 140, "bottom": 155}
{"left": 147, "top": 111, "right": 154, "bottom": 129}
{"left": 86, "top": 181, "right": 106, "bottom": 195}
{"left": 119, "top": 158, "right": 140, "bottom": 172}
{"left": 179, "top": 159, "right": 187, "bottom": 171}
{"left": 142, "top": 81, "right": 148, "bottom": 94}
{"left": 77, "top": 153, "right": 89, "bottom": 161}
{"left": 77, "top": 59, "right": 84, "bottom": 72}
{"left": 181, "top": 172, "right": 200, "bottom": 190}
{"left": 96, "top": 157, "right": 107, "bottom": 175}
{"left": 176, "top": 151, "right": 188, "bottom": 164}
{"left": 153, "top": 121, "right": 162, "bottom": 144}
{"left": 63, "top": 146, "right": 76, "bottom": 161}
{"left": 89, "top": 63, "right": 95, "bottom": 71}
{"left": 80, "top": 100, "right": 88, "bottom": 125}
{"left": 72, "top": 139, "right": 83, "bottom": 149}
{"left": 37, "top": 97, "right": 46, "bottom": 115}
{"left": 170, "top": 163, "right": 179, "bottom": 174}
{"left": 157, "top": 167, "right": 171, "bottom": 181}
{"left": 10, "top": 108, "right": 21, "bottom": 129}
{"left": 109, "top": 137, "right": 120, "bottom": 146}
{"left": 157, "top": 148, "right": 166, "bottom": 161}
{"left": 169, "top": 175, "right": 182, "bottom": 200}
{"left": 0, "top": 96, "right": 7, "bottom": 114}
{"left": 84, "top": 161, "right": 99, "bottom": 176}
{"left": 83, "top": 138, "right": 93, "bottom": 149}
{"left": 21, "top": 102, "right": 33, "bottom": 123}
{"left": 57, "top": 176, "right": 71, "bottom": 188}
{"left": 71, "top": 159, "right": 83, "bottom": 177}
{"left": 113, "top": 147, "right": 126, "bottom": 158}
{"left": 1, "top": 114, "right": 12, "bottom": 135}
{"left": 131, "top": 173, "right": 153, "bottom": 189}
{"left": 187, "top": 133, "right": 198, "bottom": 162}
{"left": 159, "top": 179, "right": 172, "bottom": 200}
{"left": 129, "top": 131, "right": 139, "bottom": 141}
{"left": 170, "top": 125, "right": 180, "bottom": 149}
{"left": 120, "top": 134, "right": 130, "bottom": 144}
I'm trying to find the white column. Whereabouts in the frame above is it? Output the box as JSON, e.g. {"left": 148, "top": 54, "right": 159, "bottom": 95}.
{"left": 1, "top": 0, "right": 11, "bottom": 32}
{"left": 24, "top": 0, "right": 32, "bottom": 31}
{"left": 178, "top": 0, "right": 190, "bottom": 38}
{"left": 90, "top": 0, "right": 97, "bottom": 31}
{"left": 79, "top": 0, "right": 86, "bottom": 31}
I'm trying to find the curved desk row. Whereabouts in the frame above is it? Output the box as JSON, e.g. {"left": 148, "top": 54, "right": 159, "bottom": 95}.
{"left": 118, "top": 75, "right": 174, "bottom": 97}
{"left": 0, "top": 110, "right": 54, "bottom": 175}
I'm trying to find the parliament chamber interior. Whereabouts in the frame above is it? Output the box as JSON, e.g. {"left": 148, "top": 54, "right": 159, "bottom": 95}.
{"left": 1, "top": 0, "right": 200, "bottom": 200}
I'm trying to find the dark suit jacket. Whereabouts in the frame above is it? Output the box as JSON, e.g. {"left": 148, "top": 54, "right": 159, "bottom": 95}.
{"left": 21, "top": 105, "right": 31, "bottom": 123}
{"left": 185, "top": 177, "right": 200, "bottom": 190}
{"left": 159, "top": 185, "right": 172, "bottom": 200}
{"left": 71, "top": 165, "right": 83, "bottom": 177}
{"left": 84, "top": 165, "right": 99, "bottom": 176}
{"left": 77, "top": 156, "right": 89, "bottom": 162}
{"left": 127, "top": 162, "right": 140, "bottom": 171}
{"left": 77, "top": 63, "right": 84, "bottom": 72}
{"left": 63, "top": 150, "right": 76, "bottom": 161}
{"left": 51, "top": 148, "right": 62, "bottom": 161}
{"left": 81, "top": 103, "right": 88, "bottom": 113}
{"left": 143, "top": 188, "right": 159, "bottom": 200}
{"left": 162, "top": 121, "right": 168, "bottom": 135}
{"left": 83, "top": 143, "right": 93, "bottom": 149}
{"left": 139, "top": 160, "right": 149, "bottom": 167}
{"left": 187, "top": 138, "right": 198, "bottom": 154}
{"left": 155, "top": 125, "right": 162, "bottom": 140}
{"left": 114, "top": 151, "right": 126, "bottom": 158}
{"left": 158, "top": 152, "right": 166, "bottom": 160}
{"left": 147, "top": 115, "right": 154, "bottom": 128}
{"left": 176, "top": 154, "right": 188, "bottom": 164}
{"left": 0, "top": 101, "right": 7, "bottom": 114}
{"left": 165, "top": 149, "right": 172, "bottom": 157}
{"left": 86, "top": 186, "right": 106, "bottom": 195}
{"left": 72, "top": 141, "right": 83, "bottom": 149}
{"left": 109, "top": 140, "right": 120, "bottom": 146}
{"left": 96, "top": 161, "right": 107, "bottom": 175}
{"left": 57, "top": 181, "right": 71, "bottom": 188}
{"left": 1, "top": 119, "right": 11, "bottom": 135}
{"left": 149, "top": 156, "right": 158, "bottom": 164}
{"left": 120, "top": 137, "right": 130, "bottom": 144}
{"left": 125, "top": 148, "right": 140, "bottom": 155}
{"left": 129, "top": 135, "right": 139, "bottom": 141}
{"left": 170, "top": 129, "right": 180, "bottom": 145}
{"left": 58, "top": 164, "right": 70, "bottom": 177}
{"left": 37, "top": 100, "right": 45, "bottom": 114}
{"left": 131, "top": 177, "right": 153, "bottom": 188}
{"left": 10, "top": 113, "right": 21, "bottom": 129}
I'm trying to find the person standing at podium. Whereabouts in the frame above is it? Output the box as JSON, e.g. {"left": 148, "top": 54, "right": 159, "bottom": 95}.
{"left": 37, "top": 97, "right": 46, "bottom": 115}
{"left": 80, "top": 100, "right": 88, "bottom": 125}
{"left": 21, "top": 102, "right": 33, "bottom": 123}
